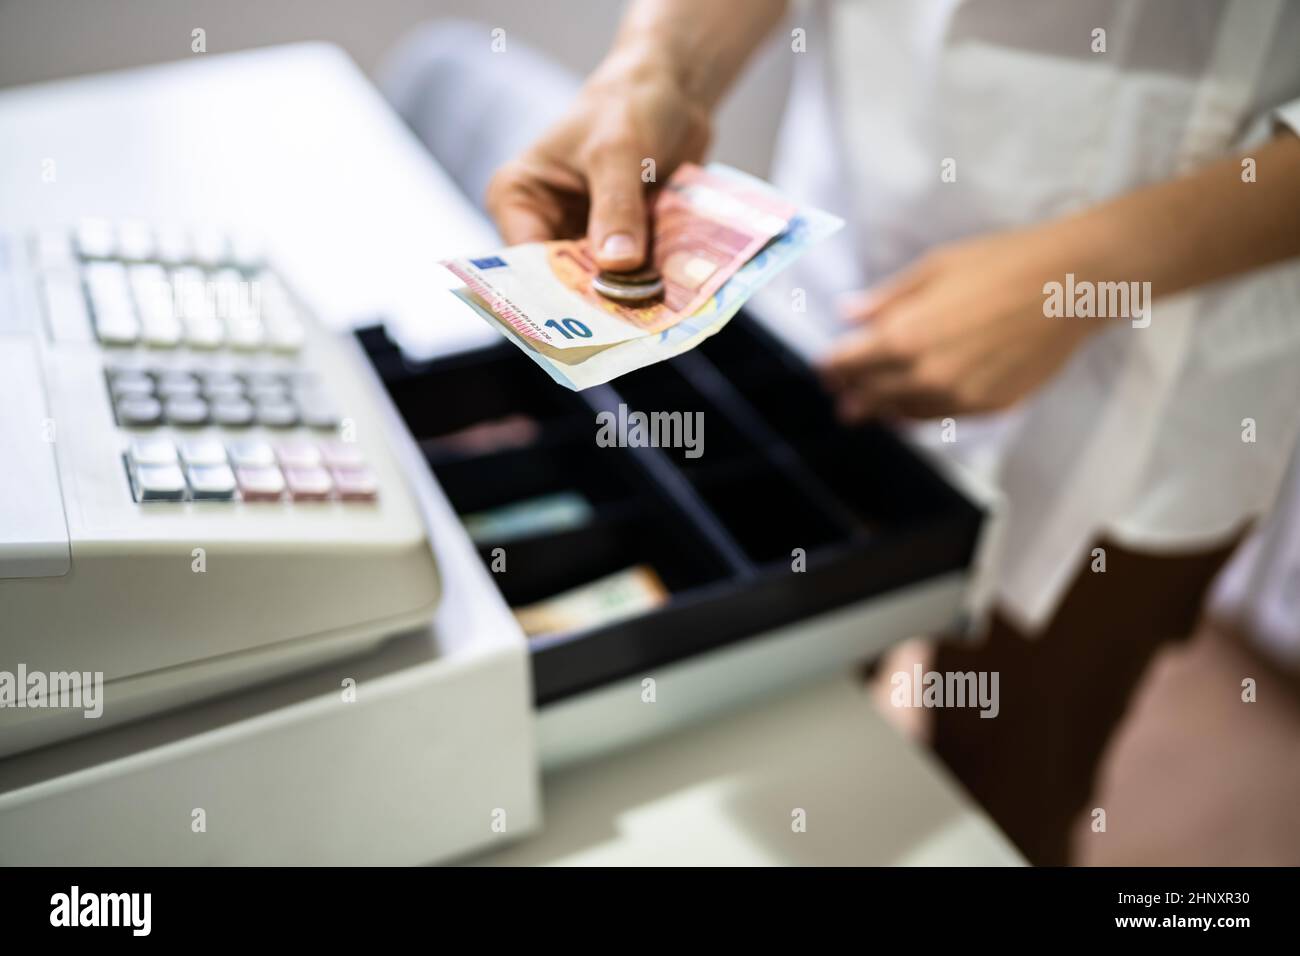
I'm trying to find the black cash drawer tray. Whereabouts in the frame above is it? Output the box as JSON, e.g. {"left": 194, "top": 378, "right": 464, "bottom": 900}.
{"left": 357, "top": 313, "right": 984, "bottom": 705}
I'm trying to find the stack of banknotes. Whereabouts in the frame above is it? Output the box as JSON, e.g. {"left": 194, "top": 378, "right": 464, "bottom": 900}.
{"left": 513, "top": 565, "right": 668, "bottom": 637}
{"left": 459, "top": 490, "right": 666, "bottom": 636}
{"left": 443, "top": 163, "right": 842, "bottom": 389}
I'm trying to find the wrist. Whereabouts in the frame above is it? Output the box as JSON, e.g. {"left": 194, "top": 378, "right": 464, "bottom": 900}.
{"left": 1032, "top": 212, "right": 1153, "bottom": 338}
{"left": 1059, "top": 196, "right": 1184, "bottom": 298}
{"left": 601, "top": 31, "right": 711, "bottom": 105}
{"left": 609, "top": 0, "right": 785, "bottom": 107}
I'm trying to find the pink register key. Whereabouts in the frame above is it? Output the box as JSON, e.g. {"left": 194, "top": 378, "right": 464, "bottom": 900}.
{"left": 331, "top": 467, "right": 378, "bottom": 502}
{"left": 320, "top": 440, "right": 364, "bottom": 469}
{"left": 283, "top": 466, "right": 333, "bottom": 501}
{"left": 275, "top": 440, "right": 323, "bottom": 470}
{"left": 235, "top": 465, "right": 286, "bottom": 502}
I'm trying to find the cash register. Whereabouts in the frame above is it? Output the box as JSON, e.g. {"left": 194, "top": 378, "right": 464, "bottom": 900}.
{"left": 0, "top": 45, "right": 1003, "bottom": 864}
{"left": 0, "top": 220, "right": 441, "bottom": 757}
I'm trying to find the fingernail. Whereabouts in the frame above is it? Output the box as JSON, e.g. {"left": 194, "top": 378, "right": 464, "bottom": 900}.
{"left": 600, "top": 233, "right": 636, "bottom": 261}
{"left": 837, "top": 290, "right": 878, "bottom": 322}
{"left": 835, "top": 291, "right": 864, "bottom": 316}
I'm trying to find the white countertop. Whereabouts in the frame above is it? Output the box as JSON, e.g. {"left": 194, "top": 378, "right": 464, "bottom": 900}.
{"left": 476, "top": 674, "right": 1023, "bottom": 866}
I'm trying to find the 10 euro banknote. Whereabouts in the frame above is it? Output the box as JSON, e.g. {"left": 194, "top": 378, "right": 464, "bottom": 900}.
{"left": 443, "top": 163, "right": 843, "bottom": 389}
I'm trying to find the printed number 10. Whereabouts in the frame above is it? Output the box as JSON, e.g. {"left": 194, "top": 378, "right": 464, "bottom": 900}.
{"left": 545, "top": 318, "right": 593, "bottom": 339}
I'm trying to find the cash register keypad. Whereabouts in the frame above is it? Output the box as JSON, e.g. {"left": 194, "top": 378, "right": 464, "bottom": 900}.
{"left": 126, "top": 436, "right": 377, "bottom": 504}
{"left": 34, "top": 219, "right": 379, "bottom": 506}
{"left": 105, "top": 366, "right": 340, "bottom": 430}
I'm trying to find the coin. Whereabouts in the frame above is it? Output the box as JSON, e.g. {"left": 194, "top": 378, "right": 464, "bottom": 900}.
{"left": 592, "top": 266, "right": 665, "bottom": 303}
{"left": 602, "top": 266, "right": 661, "bottom": 285}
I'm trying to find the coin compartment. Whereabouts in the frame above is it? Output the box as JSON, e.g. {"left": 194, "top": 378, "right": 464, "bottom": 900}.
{"left": 599, "top": 361, "right": 760, "bottom": 468}
{"left": 357, "top": 312, "right": 984, "bottom": 706}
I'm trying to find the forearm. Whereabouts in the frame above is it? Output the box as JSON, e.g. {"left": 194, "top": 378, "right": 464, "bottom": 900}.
{"left": 1065, "top": 132, "right": 1300, "bottom": 298}
{"left": 606, "top": 0, "right": 788, "bottom": 107}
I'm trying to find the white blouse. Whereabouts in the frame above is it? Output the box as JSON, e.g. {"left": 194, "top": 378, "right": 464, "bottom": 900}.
{"left": 754, "top": 0, "right": 1300, "bottom": 630}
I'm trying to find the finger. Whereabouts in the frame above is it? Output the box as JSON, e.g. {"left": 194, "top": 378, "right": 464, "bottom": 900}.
{"left": 830, "top": 351, "right": 952, "bottom": 423}
{"left": 822, "top": 287, "right": 940, "bottom": 393}
{"left": 835, "top": 379, "right": 953, "bottom": 424}
{"left": 834, "top": 385, "right": 875, "bottom": 424}
{"left": 837, "top": 261, "right": 933, "bottom": 324}
{"left": 586, "top": 141, "right": 649, "bottom": 270}
{"left": 825, "top": 364, "right": 888, "bottom": 423}
{"left": 870, "top": 390, "right": 957, "bottom": 421}
{"left": 829, "top": 364, "right": 895, "bottom": 422}
{"left": 485, "top": 164, "right": 563, "bottom": 245}
{"left": 495, "top": 202, "right": 554, "bottom": 245}
{"left": 817, "top": 323, "right": 911, "bottom": 387}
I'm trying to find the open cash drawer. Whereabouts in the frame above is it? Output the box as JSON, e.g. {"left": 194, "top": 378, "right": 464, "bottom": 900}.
{"left": 357, "top": 313, "right": 988, "bottom": 707}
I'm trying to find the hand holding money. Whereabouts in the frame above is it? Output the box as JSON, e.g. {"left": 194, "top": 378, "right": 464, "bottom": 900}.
{"left": 446, "top": 163, "right": 841, "bottom": 388}
{"left": 484, "top": 0, "right": 788, "bottom": 262}
{"left": 485, "top": 45, "right": 711, "bottom": 271}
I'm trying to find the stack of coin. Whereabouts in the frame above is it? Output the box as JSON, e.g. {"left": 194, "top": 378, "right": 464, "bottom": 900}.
{"left": 591, "top": 266, "right": 665, "bottom": 303}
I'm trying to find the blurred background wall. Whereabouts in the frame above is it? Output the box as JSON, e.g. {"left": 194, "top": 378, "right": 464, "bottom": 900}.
{"left": 0, "top": 0, "right": 790, "bottom": 174}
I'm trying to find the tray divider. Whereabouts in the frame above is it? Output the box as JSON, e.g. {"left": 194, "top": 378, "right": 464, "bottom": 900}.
{"left": 666, "top": 350, "right": 870, "bottom": 539}
{"left": 580, "top": 383, "right": 758, "bottom": 578}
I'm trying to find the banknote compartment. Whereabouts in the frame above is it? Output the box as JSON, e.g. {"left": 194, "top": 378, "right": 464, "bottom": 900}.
{"left": 781, "top": 428, "right": 969, "bottom": 531}
{"left": 431, "top": 431, "right": 736, "bottom": 618}
{"left": 697, "top": 324, "right": 840, "bottom": 438}
{"left": 433, "top": 438, "right": 639, "bottom": 516}
{"left": 474, "top": 499, "right": 730, "bottom": 609}
{"left": 732, "top": 371, "right": 840, "bottom": 440}
{"left": 695, "top": 317, "right": 807, "bottom": 381}
{"left": 687, "top": 460, "right": 848, "bottom": 564}
{"left": 369, "top": 336, "right": 738, "bottom": 624}
{"left": 379, "top": 343, "right": 592, "bottom": 448}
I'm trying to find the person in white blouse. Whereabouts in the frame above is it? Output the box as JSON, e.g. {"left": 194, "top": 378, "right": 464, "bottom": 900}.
{"left": 386, "top": 0, "right": 1300, "bottom": 863}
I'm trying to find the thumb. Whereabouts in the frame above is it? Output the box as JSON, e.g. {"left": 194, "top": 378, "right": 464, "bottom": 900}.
{"left": 586, "top": 144, "right": 649, "bottom": 270}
